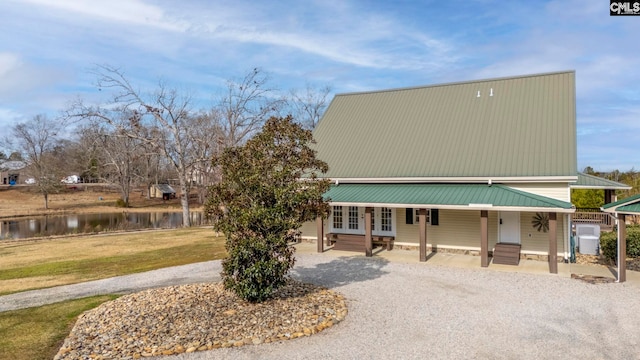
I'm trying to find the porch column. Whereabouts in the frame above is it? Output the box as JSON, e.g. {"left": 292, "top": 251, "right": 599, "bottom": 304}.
{"left": 604, "top": 189, "right": 614, "bottom": 204}
{"left": 316, "top": 216, "right": 324, "bottom": 253}
{"left": 618, "top": 214, "right": 627, "bottom": 283}
{"left": 365, "top": 207, "right": 373, "bottom": 257}
{"left": 480, "top": 210, "right": 489, "bottom": 267}
{"left": 419, "top": 208, "right": 427, "bottom": 262}
{"left": 548, "top": 212, "right": 557, "bottom": 274}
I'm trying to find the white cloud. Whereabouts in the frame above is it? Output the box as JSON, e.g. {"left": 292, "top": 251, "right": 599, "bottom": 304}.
{"left": 0, "top": 0, "right": 637, "bottom": 170}
{"left": 0, "top": 53, "right": 21, "bottom": 77}
{"left": 21, "top": 0, "right": 188, "bottom": 32}
{"left": 0, "top": 52, "right": 69, "bottom": 102}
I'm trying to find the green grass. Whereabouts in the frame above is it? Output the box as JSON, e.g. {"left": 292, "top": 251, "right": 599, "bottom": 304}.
{"left": 0, "top": 228, "right": 229, "bottom": 358}
{"left": 0, "top": 241, "right": 225, "bottom": 282}
{"left": 0, "top": 296, "right": 118, "bottom": 360}
{"left": 0, "top": 229, "right": 228, "bottom": 295}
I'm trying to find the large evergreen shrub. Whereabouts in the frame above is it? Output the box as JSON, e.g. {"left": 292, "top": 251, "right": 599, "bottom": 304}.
{"left": 206, "top": 116, "right": 330, "bottom": 302}
{"left": 600, "top": 226, "right": 640, "bottom": 262}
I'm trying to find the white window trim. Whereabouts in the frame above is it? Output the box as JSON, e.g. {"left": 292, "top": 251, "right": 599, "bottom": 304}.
{"left": 330, "top": 205, "right": 344, "bottom": 231}
{"left": 413, "top": 209, "right": 431, "bottom": 225}
{"left": 330, "top": 206, "right": 396, "bottom": 236}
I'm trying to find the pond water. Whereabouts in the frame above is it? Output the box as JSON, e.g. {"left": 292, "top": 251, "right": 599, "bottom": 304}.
{"left": 0, "top": 212, "right": 209, "bottom": 240}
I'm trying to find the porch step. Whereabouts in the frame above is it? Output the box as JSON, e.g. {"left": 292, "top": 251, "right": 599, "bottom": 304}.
{"left": 492, "top": 243, "right": 521, "bottom": 265}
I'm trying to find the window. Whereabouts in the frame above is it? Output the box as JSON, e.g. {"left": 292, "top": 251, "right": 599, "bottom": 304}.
{"left": 348, "top": 206, "right": 359, "bottom": 230}
{"left": 406, "top": 208, "right": 438, "bottom": 225}
{"left": 332, "top": 206, "right": 343, "bottom": 229}
{"left": 331, "top": 207, "right": 396, "bottom": 235}
{"left": 415, "top": 209, "right": 430, "bottom": 224}
{"left": 381, "top": 207, "right": 392, "bottom": 232}
{"left": 370, "top": 208, "right": 376, "bottom": 231}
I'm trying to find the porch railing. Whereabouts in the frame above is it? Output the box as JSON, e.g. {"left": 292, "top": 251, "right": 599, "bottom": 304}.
{"left": 573, "top": 208, "right": 615, "bottom": 230}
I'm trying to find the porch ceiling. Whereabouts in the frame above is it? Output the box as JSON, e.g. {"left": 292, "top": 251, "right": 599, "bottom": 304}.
{"left": 324, "top": 184, "right": 575, "bottom": 213}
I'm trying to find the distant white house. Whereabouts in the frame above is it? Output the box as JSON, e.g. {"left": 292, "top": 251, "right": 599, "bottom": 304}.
{"left": 61, "top": 175, "right": 80, "bottom": 184}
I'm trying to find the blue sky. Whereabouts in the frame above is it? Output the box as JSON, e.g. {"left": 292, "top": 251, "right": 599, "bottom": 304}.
{"left": 0, "top": 0, "right": 638, "bottom": 171}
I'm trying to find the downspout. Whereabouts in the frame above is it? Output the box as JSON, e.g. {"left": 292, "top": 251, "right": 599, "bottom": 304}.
{"left": 606, "top": 211, "right": 624, "bottom": 283}
{"left": 565, "top": 213, "right": 571, "bottom": 263}
{"left": 616, "top": 214, "right": 621, "bottom": 282}
{"left": 565, "top": 186, "right": 571, "bottom": 263}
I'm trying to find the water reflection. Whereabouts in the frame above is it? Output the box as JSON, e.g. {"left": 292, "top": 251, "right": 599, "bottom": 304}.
{"left": 0, "top": 212, "right": 208, "bottom": 240}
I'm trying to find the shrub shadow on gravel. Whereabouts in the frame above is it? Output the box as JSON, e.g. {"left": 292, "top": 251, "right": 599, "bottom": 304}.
{"left": 291, "top": 256, "right": 390, "bottom": 288}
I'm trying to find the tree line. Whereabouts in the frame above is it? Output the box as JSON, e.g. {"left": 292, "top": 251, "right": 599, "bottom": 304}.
{"left": 1, "top": 66, "right": 331, "bottom": 225}
{"left": 572, "top": 166, "right": 640, "bottom": 208}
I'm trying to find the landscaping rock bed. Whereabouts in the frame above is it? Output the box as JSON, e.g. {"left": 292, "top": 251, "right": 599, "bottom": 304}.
{"left": 55, "top": 280, "right": 347, "bottom": 359}
{"left": 575, "top": 253, "right": 640, "bottom": 271}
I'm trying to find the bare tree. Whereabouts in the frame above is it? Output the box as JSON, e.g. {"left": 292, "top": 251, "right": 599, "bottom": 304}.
{"left": 78, "top": 123, "right": 146, "bottom": 206}
{"left": 73, "top": 65, "right": 222, "bottom": 226}
{"left": 289, "top": 83, "right": 332, "bottom": 129}
{"left": 185, "top": 110, "right": 224, "bottom": 204}
{"left": 217, "top": 68, "right": 285, "bottom": 146}
{"left": 9, "top": 115, "right": 65, "bottom": 209}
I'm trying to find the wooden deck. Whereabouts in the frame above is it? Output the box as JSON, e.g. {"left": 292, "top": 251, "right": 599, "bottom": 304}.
{"left": 573, "top": 209, "right": 615, "bottom": 231}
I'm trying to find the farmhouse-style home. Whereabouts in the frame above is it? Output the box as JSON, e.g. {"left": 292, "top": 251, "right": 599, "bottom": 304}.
{"left": 298, "top": 70, "right": 626, "bottom": 275}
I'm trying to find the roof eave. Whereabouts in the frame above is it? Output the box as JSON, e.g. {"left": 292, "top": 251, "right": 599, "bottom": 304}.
{"left": 570, "top": 185, "right": 632, "bottom": 190}
{"left": 327, "top": 176, "right": 578, "bottom": 184}
{"left": 328, "top": 201, "right": 575, "bottom": 213}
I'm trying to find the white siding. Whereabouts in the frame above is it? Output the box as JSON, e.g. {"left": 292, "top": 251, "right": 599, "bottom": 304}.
{"left": 395, "top": 208, "right": 565, "bottom": 256}
{"left": 503, "top": 183, "right": 570, "bottom": 202}
{"left": 395, "top": 208, "right": 499, "bottom": 250}
{"left": 518, "top": 211, "right": 565, "bottom": 255}
{"left": 298, "top": 220, "right": 329, "bottom": 240}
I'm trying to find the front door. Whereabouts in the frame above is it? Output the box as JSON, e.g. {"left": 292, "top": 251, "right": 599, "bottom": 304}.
{"left": 499, "top": 211, "right": 520, "bottom": 244}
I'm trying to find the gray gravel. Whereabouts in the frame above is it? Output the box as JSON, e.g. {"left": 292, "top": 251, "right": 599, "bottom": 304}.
{"left": 165, "top": 254, "right": 640, "bottom": 360}
{"left": 3, "top": 253, "right": 640, "bottom": 359}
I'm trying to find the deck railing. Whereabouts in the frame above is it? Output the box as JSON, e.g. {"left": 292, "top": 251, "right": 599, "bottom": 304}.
{"left": 573, "top": 208, "right": 615, "bottom": 229}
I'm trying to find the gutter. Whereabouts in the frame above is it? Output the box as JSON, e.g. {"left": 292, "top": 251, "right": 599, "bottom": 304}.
{"left": 327, "top": 176, "right": 578, "bottom": 184}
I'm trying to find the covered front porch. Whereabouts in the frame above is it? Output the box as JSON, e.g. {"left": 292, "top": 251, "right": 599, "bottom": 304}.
{"left": 294, "top": 240, "right": 640, "bottom": 283}
{"left": 314, "top": 183, "right": 574, "bottom": 274}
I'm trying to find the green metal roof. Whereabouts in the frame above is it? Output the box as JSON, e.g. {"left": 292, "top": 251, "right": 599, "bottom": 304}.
{"left": 571, "top": 172, "right": 631, "bottom": 190}
{"left": 324, "top": 184, "right": 574, "bottom": 212}
{"left": 602, "top": 193, "right": 640, "bottom": 214}
{"left": 618, "top": 203, "right": 640, "bottom": 213}
{"left": 313, "top": 71, "right": 577, "bottom": 179}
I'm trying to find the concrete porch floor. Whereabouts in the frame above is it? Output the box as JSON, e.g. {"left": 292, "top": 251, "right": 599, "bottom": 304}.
{"left": 293, "top": 242, "right": 640, "bottom": 285}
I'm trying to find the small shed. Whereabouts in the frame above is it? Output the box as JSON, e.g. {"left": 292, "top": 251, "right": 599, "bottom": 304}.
{"left": 0, "top": 161, "right": 26, "bottom": 185}
{"left": 150, "top": 184, "right": 176, "bottom": 200}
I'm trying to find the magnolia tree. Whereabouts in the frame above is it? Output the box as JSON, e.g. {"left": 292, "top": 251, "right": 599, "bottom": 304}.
{"left": 205, "top": 116, "right": 330, "bottom": 302}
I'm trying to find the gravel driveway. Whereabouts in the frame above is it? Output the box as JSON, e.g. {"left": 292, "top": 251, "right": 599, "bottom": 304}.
{"left": 2, "top": 252, "right": 639, "bottom": 359}
{"left": 167, "top": 254, "right": 640, "bottom": 360}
